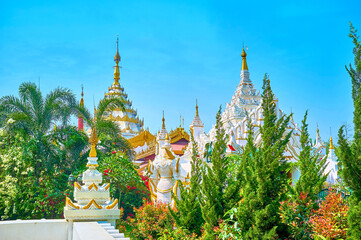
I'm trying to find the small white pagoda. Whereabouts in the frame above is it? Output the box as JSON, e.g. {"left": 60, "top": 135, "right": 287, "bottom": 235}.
{"left": 64, "top": 127, "right": 120, "bottom": 226}
{"left": 324, "top": 136, "right": 339, "bottom": 185}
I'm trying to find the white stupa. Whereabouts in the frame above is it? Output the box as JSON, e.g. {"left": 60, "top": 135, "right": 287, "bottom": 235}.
{"left": 324, "top": 136, "right": 339, "bottom": 185}
{"left": 64, "top": 127, "right": 120, "bottom": 226}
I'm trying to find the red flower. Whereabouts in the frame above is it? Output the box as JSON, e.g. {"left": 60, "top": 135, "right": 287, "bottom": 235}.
{"left": 66, "top": 193, "right": 69, "bottom": 196}
{"left": 127, "top": 186, "right": 130, "bottom": 189}
{"left": 136, "top": 191, "right": 139, "bottom": 194}
{"left": 129, "top": 213, "right": 133, "bottom": 217}
{"left": 104, "top": 169, "right": 109, "bottom": 176}
{"left": 132, "top": 187, "right": 136, "bottom": 190}
{"left": 112, "top": 142, "right": 116, "bottom": 145}
{"left": 45, "top": 194, "right": 48, "bottom": 198}
{"left": 111, "top": 151, "right": 117, "bottom": 154}
{"left": 122, "top": 202, "right": 124, "bottom": 204}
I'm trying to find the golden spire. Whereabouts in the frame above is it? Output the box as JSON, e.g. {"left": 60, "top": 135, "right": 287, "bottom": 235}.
{"left": 165, "top": 133, "right": 169, "bottom": 140}
{"left": 329, "top": 136, "right": 334, "bottom": 150}
{"left": 162, "top": 111, "right": 165, "bottom": 129}
{"left": 195, "top": 99, "right": 199, "bottom": 117}
{"left": 317, "top": 126, "right": 320, "bottom": 138}
{"left": 113, "top": 35, "right": 121, "bottom": 85}
{"left": 241, "top": 48, "right": 248, "bottom": 71}
{"left": 89, "top": 127, "right": 98, "bottom": 157}
{"left": 80, "top": 85, "right": 84, "bottom": 107}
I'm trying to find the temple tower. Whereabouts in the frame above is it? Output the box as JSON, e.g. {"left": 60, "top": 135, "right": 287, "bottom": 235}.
{"left": 221, "top": 48, "right": 262, "bottom": 125}
{"left": 324, "top": 136, "right": 339, "bottom": 185}
{"left": 104, "top": 37, "right": 143, "bottom": 139}
{"left": 190, "top": 100, "right": 204, "bottom": 139}
{"left": 156, "top": 112, "right": 168, "bottom": 152}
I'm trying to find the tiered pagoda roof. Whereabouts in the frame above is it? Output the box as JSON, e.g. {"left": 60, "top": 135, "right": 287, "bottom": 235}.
{"left": 104, "top": 37, "right": 143, "bottom": 139}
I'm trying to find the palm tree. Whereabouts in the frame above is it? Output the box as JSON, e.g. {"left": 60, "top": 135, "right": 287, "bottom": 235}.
{"left": 78, "top": 96, "right": 134, "bottom": 157}
{"left": 0, "top": 82, "right": 82, "bottom": 178}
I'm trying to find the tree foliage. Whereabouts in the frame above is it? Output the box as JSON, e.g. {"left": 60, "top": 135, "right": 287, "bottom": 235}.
{"left": 200, "top": 107, "right": 241, "bottom": 239}
{"left": 169, "top": 134, "right": 204, "bottom": 236}
{"left": 235, "top": 74, "right": 291, "bottom": 239}
{"left": 295, "top": 111, "right": 328, "bottom": 202}
{"left": 337, "top": 23, "right": 361, "bottom": 239}
{"left": 77, "top": 96, "right": 133, "bottom": 157}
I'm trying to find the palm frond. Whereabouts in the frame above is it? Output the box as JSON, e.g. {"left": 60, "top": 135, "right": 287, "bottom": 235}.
{"left": 95, "top": 97, "right": 125, "bottom": 122}
{"left": 19, "top": 82, "right": 44, "bottom": 120}
{"left": 96, "top": 119, "right": 121, "bottom": 139}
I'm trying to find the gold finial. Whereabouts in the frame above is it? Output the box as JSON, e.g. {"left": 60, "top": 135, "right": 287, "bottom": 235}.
{"left": 179, "top": 114, "right": 182, "bottom": 128}
{"left": 113, "top": 35, "right": 121, "bottom": 85}
{"left": 114, "top": 35, "right": 121, "bottom": 63}
{"left": 195, "top": 99, "right": 199, "bottom": 117}
{"left": 162, "top": 111, "right": 165, "bottom": 129}
{"left": 80, "top": 85, "right": 84, "bottom": 108}
{"left": 165, "top": 133, "right": 169, "bottom": 140}
{"left": 317, "top": 124, "right": 320, "bottom": 138}
{"left": 89, "top": 127, "right": 98, "bottom": 157}
{"left": 330, "top": 136, "right": 334, "bottom": 149}
{"left": 241, "top": 48, "right": 248, "bottom": 71}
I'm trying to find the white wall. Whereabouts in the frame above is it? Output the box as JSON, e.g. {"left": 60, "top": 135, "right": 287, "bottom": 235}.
{"left": 0, "top": 219, "right": 68, "bottom": 240}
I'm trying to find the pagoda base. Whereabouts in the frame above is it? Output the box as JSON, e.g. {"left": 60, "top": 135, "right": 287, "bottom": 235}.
{"left": 64, "top": 209, "right": 120, "bottom": 226}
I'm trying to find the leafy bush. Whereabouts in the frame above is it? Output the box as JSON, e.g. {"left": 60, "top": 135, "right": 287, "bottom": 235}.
{"left": 126, "top": 201, "right": 175, "bottom": 240}
{"left": 279, "top": 192, "right": 314, "bottom": 239}
{"left": 309, "top": 190, "right": 348, "bottom": 239}
{"left": 98, "top": 151, "right": 149, "bottom": 219}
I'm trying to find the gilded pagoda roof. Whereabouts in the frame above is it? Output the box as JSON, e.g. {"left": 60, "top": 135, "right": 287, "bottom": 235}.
{"left": 128, "top": 130, "right": 156, "bottom": 148}
{"left": 169, "top": 127, "right": 189, "bottom": 143}
{"left": 106, "top": 113, "right": 143, "bottom": 125}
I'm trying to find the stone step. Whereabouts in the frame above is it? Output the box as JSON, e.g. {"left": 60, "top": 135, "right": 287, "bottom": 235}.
{"left": 103, "top": 226, "right": 115, "bottom": 230}
{"left": 111, "top": 233, "right": 125, "bottom": 238}
{"left": 107, "top": 229, "right": 119, "bottom": 234}
{"left": 99, "top": 223, "right": 111, "bottom": 226}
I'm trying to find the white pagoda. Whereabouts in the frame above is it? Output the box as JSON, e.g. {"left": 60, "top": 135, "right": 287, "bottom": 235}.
{"left": 64, "top": 127, "right": 120, "bottom": 226}
{"left": 324, "top": 136, "right": 339, "bottom": 184}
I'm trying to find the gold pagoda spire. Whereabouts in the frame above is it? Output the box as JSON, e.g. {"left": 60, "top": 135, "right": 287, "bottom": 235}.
{"left": 89, "top": 127, "right": 98, "bottom": 158}
{"left": 195, "top": 99, "right": 199, "bottom": 117}
{"left": 80, "top": 85, "right": 84, "bottom": 107}
{"left": 329, "top": 136, "right": 334, "bottom": 150}
{"left": 113, "top": 35, "right": 121, "bottom": 85}
{"left": 241, "top": 48, "right": 248, "bottom": 71}
{"left": 162, "top": 111, "right": 166, "bottom": 129}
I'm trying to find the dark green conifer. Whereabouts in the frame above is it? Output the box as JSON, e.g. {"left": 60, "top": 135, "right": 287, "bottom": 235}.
{"left": 338, "top": 23, "right": 361, "bottom": 239}
{"left": 236, "top": 74, "right": 291, "bottom": 239}
{"left": 200, "top": 107, "right": 241, "bottom": 239}
{"left": 295, "top": 111, "right": 327, "bottom": 202}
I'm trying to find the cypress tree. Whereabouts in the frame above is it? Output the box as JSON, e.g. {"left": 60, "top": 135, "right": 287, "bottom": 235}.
{"left": 169, "top": 134, "right": 204, "bottom": 236}
{"left": 200, "top": 107, "right": 241, "bottom": 239}
{"left": 295, "top": 111, "right": 328, "bottom": 202}
{"left": 337, "top": 23, "right": 361, "bottom": 239}
{"left": 236, "top": 74, "right": 291, "bottom": 239}
{"left": 285, "top": 111, "right": 328, "bottom": 239}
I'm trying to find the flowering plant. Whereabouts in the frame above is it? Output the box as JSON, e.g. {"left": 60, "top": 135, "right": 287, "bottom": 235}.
{"left": 279, "top": 192, "right": 314, "bottom": 239}
{"left": 126, "top": 201, "right": 175, "bottom": 240}
{"left": 309, "top": 190, "right": 348, "bottom": 239}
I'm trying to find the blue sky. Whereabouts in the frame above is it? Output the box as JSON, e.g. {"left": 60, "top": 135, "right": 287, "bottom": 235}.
{"left": 1, "top": 0, "right": 360, "bottom": 141}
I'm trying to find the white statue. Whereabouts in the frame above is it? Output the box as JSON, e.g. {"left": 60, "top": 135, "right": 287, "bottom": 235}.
{"left": 148, "top": 135, "right": 181, "bottom": 206}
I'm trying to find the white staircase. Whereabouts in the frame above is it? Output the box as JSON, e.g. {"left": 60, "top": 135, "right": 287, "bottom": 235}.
{"left": 98, "top": 222, "right": 130, "bottom": 240}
